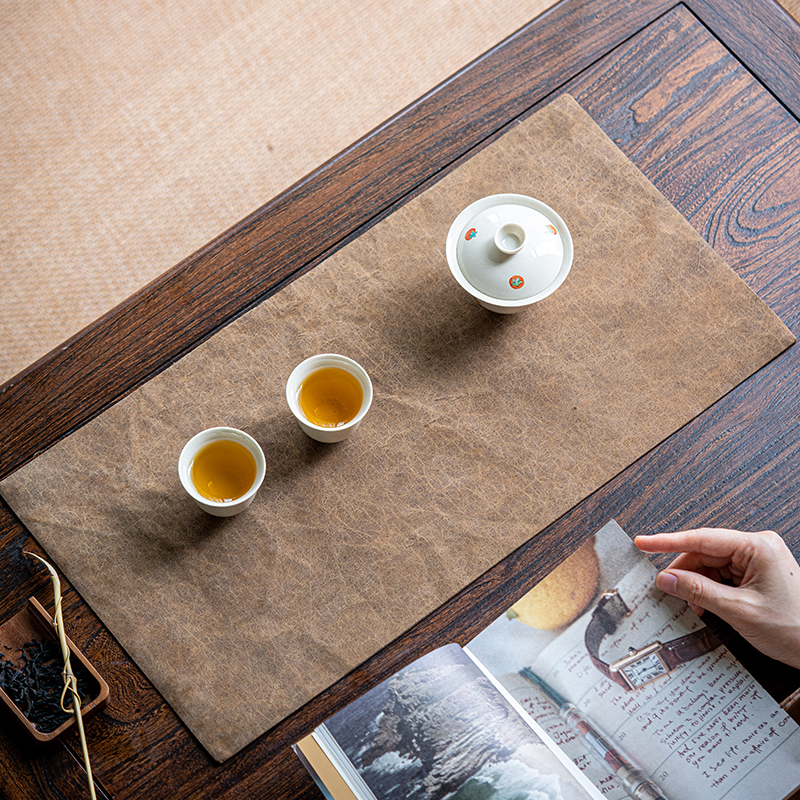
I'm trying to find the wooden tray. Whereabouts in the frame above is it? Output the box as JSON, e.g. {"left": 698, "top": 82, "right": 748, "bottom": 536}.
{"left": 0, "top": 597, "right": 109, "bottom": 743}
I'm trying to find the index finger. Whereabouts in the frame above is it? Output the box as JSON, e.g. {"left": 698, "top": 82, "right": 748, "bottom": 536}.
{"left": 634, "top": 528, "right": 755, "bottom": 558}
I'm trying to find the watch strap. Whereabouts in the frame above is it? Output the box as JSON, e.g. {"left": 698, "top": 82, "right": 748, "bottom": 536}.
{"left": 659, "top": 626, "right": 721, "bottom": 670}
{"left": 585, "top": 591, "right": 631, "bottom": 690}
{"left": 585, "top": 589, "right": 722, "bottom": 690}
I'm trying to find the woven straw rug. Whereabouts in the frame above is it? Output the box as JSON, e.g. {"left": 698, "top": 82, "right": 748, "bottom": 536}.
{"left": 1, "top": 1, "right": 798, "bottom": 385}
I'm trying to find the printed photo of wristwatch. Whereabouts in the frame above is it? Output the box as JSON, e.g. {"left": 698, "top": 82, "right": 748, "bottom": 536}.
{"left": 585, "top": 589, "right": 721, "bottom": 691}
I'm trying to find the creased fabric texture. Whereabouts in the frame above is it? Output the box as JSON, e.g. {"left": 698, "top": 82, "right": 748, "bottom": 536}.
{"left": 1, "top": 95, "right": 794, "bottom": 761}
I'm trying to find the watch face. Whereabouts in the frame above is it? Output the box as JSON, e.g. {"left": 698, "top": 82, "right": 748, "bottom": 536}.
{"left": 621, "top": 651, "right": 668, "bottom": 687}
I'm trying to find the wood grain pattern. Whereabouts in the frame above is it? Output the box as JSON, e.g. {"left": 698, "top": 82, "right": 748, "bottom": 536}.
{"left": 1, "top": 1, "right": 799, "bottom": 798}
{"left": 688, "top": 0, "right": 800, "bottom": 119}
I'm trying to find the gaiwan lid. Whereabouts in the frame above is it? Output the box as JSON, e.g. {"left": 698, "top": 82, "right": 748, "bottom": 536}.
{"left": 446, "top": 194, "right": 573, "bottom": 305}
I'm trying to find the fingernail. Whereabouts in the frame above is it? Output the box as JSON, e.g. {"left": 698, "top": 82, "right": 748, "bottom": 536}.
{"left": 656, "top": 571, "right": 678, "bottom": 594}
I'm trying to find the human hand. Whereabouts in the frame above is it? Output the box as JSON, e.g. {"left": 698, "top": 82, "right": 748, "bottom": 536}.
{"left": 635, "top": 528, "right": 800, "bottom": 669}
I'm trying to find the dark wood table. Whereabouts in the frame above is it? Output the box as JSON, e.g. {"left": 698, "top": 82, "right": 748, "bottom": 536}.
{"left": 2, "top": 0, "right": 800, "bottom": 797}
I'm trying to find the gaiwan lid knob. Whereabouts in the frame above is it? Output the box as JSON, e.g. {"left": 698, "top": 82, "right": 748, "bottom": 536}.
{"left": 446, "top": 194, "right": 573, "bottom": 310}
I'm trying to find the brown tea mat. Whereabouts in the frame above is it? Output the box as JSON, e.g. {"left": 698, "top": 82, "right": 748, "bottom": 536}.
{"left": 1, "top": 95, "right": 794, "bottom": 762}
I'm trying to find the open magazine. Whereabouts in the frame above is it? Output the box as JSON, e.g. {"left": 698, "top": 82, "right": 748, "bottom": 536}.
{"left": 294, "top": 520, "right": 800, "bottom": 800}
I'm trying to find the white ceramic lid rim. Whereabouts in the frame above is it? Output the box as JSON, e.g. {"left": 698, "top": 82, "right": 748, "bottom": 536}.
{"left": 446, "top": 193, "right": 573, "bottom": 307}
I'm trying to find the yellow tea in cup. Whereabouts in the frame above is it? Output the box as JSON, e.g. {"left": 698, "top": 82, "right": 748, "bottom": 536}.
{"left": 298, "top": 366, "right": 364, "bottom": 428}
{"left": 191, "top": 439, "right": 257, "bottom": 502}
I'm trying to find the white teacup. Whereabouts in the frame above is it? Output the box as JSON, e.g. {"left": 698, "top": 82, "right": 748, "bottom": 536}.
{"left": 286, "top": 354, "right": 373, "bottom": 443}
{"left": 179, "top": 427, "right": 266, "bottom": 517}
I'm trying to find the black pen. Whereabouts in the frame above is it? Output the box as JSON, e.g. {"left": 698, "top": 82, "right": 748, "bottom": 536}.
{"left": 519, "top": 667, "right": 668, "bottom": 800}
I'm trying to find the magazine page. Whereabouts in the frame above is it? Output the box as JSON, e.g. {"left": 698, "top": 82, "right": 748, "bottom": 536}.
{"left": 466, "top": 520, "right": 800, "bottom": 800}
{"left": 319, "top": 642, "right": 602, "bottom": 800}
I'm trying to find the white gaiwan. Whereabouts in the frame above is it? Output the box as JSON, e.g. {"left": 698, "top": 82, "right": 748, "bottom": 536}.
{"left": 446, "top": 193, "right": 573, "bottom": 313}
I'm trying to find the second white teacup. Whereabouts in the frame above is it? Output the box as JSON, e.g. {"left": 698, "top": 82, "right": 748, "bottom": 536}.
{"left": 286, "top": 354, "right": 373, "bottom": 443}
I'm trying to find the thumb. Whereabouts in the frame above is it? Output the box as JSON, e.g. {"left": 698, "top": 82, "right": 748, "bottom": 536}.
{"left": 656, "top": 568, "right": 742, "bottom": 620}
